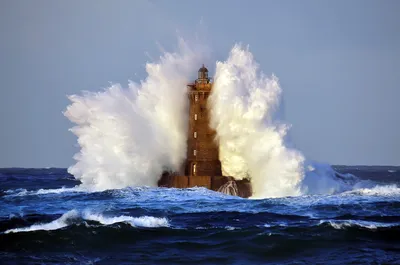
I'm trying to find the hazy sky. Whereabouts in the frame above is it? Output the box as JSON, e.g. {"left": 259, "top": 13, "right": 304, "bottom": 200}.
{"left": 1, "top": 0, "right": 399, "bottom": 167}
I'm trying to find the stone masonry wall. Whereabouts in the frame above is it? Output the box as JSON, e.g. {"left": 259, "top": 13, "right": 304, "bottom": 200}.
{"left": 185, "top": 91, "right": 222, "bottom": 176}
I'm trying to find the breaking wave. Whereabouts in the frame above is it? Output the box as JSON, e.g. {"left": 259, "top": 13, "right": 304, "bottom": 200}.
{"left": 83, "top": 211, "right": 169, "bottom": 227}
{"left": 210, "top": 45, "right": 358, "bottom": 198}
{"left": 4, "top": 210, "right": 169, "bottom": 234}
{"left": 64, "top": 39, "right": 208, "bottom": 191}
{"left": 319, "top": 219, "right": 400, "bottom": 230}
{"left": 5, "top": 210, "right": 80, "bottom": 234}
{"left": 3, "top": 187, "right": 84, "bottom": 197}
{"left": 345, "top": 184, "right": 400, "bottom": 196}
{"left": 64, "top": 39, "right": 359, "bottom": 198}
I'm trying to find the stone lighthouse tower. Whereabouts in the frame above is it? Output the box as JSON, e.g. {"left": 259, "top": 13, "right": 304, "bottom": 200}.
{"left": 158, "top": 65, "right": 252, "bottom": 198}
{"left": 185, "top": 65, "right": 222, "bottom": 178}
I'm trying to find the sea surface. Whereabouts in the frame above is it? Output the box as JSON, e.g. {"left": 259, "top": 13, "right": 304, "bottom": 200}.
{"left": 1, "top": 166, "right": 399, "bottom": 264}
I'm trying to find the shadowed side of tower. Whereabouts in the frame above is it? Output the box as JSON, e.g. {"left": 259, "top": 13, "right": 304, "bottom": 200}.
{"left": 158, "top": 65, "right": 252, "bottom": 198}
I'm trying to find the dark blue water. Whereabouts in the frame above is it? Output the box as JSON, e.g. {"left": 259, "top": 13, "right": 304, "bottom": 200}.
{"left": 1, "top": 167, "right": 400, "bottom": 264}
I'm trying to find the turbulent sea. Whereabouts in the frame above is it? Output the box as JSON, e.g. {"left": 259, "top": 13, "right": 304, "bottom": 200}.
{"left": 1, "top": 166, "right": 400, "bottom": 264}
{"left": 2, "top": 40, "right": 399, "bottom": 264}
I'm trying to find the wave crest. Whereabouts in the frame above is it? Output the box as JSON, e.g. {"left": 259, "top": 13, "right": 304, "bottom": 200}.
{"left": 346, "top": 184, "right": 400, "bottom": 196}
{"left": 319, "top": 219, "right": 399, "bottom": 230}
{"left": 4, "top": 210, "right": 170, "bottom": 234}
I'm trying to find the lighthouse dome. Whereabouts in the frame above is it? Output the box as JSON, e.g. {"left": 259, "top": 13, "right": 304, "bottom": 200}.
{"left": 198, "top": 64, "right": 209, "bottom": 80}
{"left": 199, "top": 64, "right": 208, "bottom": 73}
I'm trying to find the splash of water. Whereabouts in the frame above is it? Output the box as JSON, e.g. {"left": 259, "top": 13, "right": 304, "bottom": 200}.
{"left": 64, "top": 39, "right": 208, "bottom": 191}
{"left": 209, "top": 45, "right": 305, "bottom": 198}
{"left": 209, "top": 45, "right": 355, "bottom": 198}
{"left": 65, "top": 39, "right": 355, "bottom": 198}
{"left": 217, "top": 180, "right": 239, "bottom": 196}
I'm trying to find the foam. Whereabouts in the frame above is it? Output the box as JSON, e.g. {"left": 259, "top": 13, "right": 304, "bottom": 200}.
{"left": 4, "top": 187, "right": 84, "bottom": 197}
{"left": 83, "top": 211, "right": 169, "bottom": 227}
{"left": 5, "top": 210, "right": 80, "bottom": 234}
{"left": 4, "top": 210, "right": 169, "bottom": 234}
{"left": 346, "top": 184, "right": 400, "bottom": 196}
{"left": 320, "top": 219, "right": 399, "bottom": 230}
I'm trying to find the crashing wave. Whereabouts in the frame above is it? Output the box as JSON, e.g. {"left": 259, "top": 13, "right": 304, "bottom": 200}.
{"left": 5, "top": 209, "right": 169, "bottom": 234}
{"left": 64, "top": 39, "right": 359, "bottom": 198}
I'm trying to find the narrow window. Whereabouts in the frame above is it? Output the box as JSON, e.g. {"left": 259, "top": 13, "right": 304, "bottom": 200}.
{"left": 195, "top": 95, "right": 198, "bottom": 102}
{"left": 192, "top": 163, "right": 197, "bottom": 176}
{"left": 194, "top": 114, "right": 197, "bottom": 120}
{"left": 194, "top": 132, "right": 197, "bottom": 138}
{"left": 193, "top": 150, "right": 197, "bottom": 156}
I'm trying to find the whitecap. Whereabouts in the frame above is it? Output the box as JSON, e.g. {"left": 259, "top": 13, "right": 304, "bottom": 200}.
{"left": 83, "top": 211, "right": 169, "bottom": 228}
{"left": 4, "top": 186, "right": 87, "bottom": 197}
{"left": 5, "top": 210, "right": 80, "bottom": 234}
{"left": 4, "top": 209, "right": 169, "bottom": 234}
{"left": 319, "top": 219, "right": 398, "bottom": 230}
{"left": 345, "top": 185, "right": 400, "bottom": 196}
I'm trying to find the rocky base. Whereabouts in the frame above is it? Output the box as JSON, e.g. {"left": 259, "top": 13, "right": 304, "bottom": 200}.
{"left": 158, "top": 172, "right": 252, "bottom": 198}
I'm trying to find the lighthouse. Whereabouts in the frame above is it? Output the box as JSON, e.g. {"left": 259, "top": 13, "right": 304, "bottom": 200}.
{"left": 158, "top": 65, "right": 252, "bottom": 198}
{"left": 185, "top": 65, "right": 222, "bottom": 177}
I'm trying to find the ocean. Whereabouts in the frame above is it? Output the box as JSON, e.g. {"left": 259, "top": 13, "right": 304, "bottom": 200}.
{"left": 1, "top": 166, "right": 399, "bottom": 264}
{"left": 2, "top": 41, "right": 398, "bottom": 264}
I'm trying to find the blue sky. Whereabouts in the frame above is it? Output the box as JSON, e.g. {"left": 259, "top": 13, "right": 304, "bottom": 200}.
{"left": 0, "top": 0, "right": 399, "bottom": 167}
